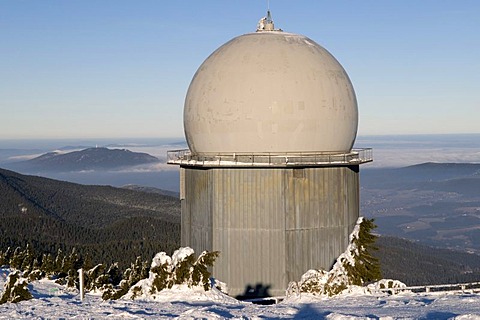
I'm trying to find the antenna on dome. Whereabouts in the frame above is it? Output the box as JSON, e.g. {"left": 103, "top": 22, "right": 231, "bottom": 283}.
{"left": 257, "top": 1, "right": 276, "bottom": 32}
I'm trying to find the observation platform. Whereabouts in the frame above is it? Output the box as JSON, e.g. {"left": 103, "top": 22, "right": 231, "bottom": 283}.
{"left": 167, "top": 148, "right": 372, "bottom": 168}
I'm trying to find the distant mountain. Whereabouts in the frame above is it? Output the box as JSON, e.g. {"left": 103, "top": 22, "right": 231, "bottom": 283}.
{"left": 122, "top": 184, "right": 179, "bottom": 198}
{"left": 376, "top": 236, "right": 480, "bottom": 286}
{"left": 362, "top": 162, "right": 480, "bottom": 188}
{"left": 0, "top": 167, "right": 180, "bottom": 269}
{"left": 10, "top": 147, "right": 159, "bottom": 172}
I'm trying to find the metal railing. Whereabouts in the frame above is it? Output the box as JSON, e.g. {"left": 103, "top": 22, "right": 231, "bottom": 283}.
{"left": 378, "top": 281, "right": 480, "bottom": 295}
{"left": 167, "top": 148, "right": 373, "bottom": 167}
{"left": 245, "top": 281, "right": 480, "bottom": 305}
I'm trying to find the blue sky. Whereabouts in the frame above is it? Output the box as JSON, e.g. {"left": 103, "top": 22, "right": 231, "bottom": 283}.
{"left": 1, "top": 1, "right": 479, "bottom": 139}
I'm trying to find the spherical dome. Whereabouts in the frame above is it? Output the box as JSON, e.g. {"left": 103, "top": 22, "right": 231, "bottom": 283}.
{"left": 184, "top": 30, "right": 358, "bottom": 154}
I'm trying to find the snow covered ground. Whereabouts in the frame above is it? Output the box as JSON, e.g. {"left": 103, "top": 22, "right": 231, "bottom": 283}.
{"left": 1, "top": 274, "right": 480, "bottom": 319}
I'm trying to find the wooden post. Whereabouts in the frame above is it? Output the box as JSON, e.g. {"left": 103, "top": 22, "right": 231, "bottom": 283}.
{"left": 78, "top": 268, "right": 84, "bottom": 301}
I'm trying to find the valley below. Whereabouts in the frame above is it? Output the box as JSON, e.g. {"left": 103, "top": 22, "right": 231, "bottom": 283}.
{"left": 361, "top": 163, "right": 480, "bottom": 254}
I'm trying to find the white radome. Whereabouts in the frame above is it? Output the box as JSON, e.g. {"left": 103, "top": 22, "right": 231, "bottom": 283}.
{"left": 184, "top": 27, "right": 358, "bottom": 155}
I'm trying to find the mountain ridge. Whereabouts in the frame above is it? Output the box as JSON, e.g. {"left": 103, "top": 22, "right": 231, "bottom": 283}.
{"left": 9, "top": 147, "right": 159, "bottom": 172}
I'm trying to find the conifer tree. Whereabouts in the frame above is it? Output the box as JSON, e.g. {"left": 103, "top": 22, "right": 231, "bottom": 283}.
{"left": 106, "top": 263, "right": 122, "bottom": 286}
{"left": 54, "top": 249, "right": 64, "bottom": 274}
{"left": 64, "top": 248, "right": 82, "bottom": 288}
{"left": 85, "top": 264, "right": 107, "bottom": 291}
{"left": 20, "top": 244, "right": 34, "bottom": 273}
{"left": 82, "top": 253, "right": 93, "bottom": 271}
{"left": 41, "top": 253, "right": 55, "bottom": 276}
{"left": 295, "top": 217, "right": 382, "bottom": 296}
{"left": 342, "top": 218, "right": 382, "bottom": 285}
{"left": 0, "top": 271, "right": 32, "bottom": 304}
{"left": 3, "top": 247, "right": 12, "bottom": 265}
{"left": 0, "top": 250, "right": 5, "bottom": 267}
{"left": 102, "top": 267, "right": 132, "bottom": 300}
{"left": 173, "top": 252, "right": 195, "bottom": 285}
{"left": 28, "top": 257, "right": 44, "bottom": 281}
{"left": 10, "top": 247, "right": 24, "bottom": 269}
{"left": 150, "top": 259, "right": 172, "bottom": 292}
{"left": 32, "top": 257, "right": 42, "bottom": 271}
{"left": 191, "top": 251, "right": 220, "bottom": 290}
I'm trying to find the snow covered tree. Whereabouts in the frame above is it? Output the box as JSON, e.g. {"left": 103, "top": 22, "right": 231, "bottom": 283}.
{"left": 9, "top": 247, "right": 25, "bottom": 270}
{"left": 103, "top": 248, "right": 220, "bottom": 300}
{"left": 147, "top": 247, "right": 219, "bottom": 295}
{"left": 102, "top": 258, "right": 149, "bottom": 300}
{"left": 41, "top": 253, "right": 55, "bottom": 276}
{"left": 342, "top": 218, "right": 381, "bottom": 286}
{"left": 28, "top": 269, "right": 43, "bottom": 282}
{"left": 293, "top": 217, "right": 381, "bottom": 296}
{"left": 82, "top": 253, "right": 93, "bottom": 271}
{"left": 0, "top": 271, "right": 32, "bottom": 304}
{"left": 28, "top": 257, "right": 44, "bottom": 282}
{"left": 191, "top": 251, "right": 220, "bottom": 290}
{"left": 0, "top": 250, "right": 6, "bottom": 267}
{"left": 3, "top": 247, "right": 13, "bottom": 265}
{"left": 150, "top": 252, "right": 172, "bottom": 292}
{"left": 54, "top": 249, "right": 64, "bottom": 274}
{"left": 130, "top": 256, "right": 149, "bottom": 285}
{"left": 106, "top": 263, "right": 123, "bottom": 287}
{"left": 85, "top": 264, "right": 108, "bottom": 292}
{"left": 20, "top": 244, "right": 35, "bottom": 273}
{"left": 102, "top": 268, "right": 132, "bottom": 300}
{"left": 172, "top": 248, "right": 195, "bottom": 285}
{"left": 66, "top": 248, "right": 82, "bottom": 288}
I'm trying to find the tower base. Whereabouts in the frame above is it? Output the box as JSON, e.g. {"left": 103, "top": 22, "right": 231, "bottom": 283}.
{"left": 180, "top": 165, "right": 360, "bottom": 297}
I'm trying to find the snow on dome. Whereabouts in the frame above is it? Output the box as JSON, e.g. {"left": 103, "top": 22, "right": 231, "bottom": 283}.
{"left": 184, "top": 29, "right": 358, "bottom": 155}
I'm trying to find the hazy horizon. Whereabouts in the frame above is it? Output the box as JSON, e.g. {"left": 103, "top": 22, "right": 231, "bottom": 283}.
{"left": 1, "top": 133, "right": 479, "bottom": 170}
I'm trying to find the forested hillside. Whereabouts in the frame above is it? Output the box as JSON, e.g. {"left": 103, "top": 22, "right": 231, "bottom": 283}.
{"left": 375, "top": 236, "right": 480, "bottom": 286}
{"left": 0, "top": 168, "right": 180, "bottom": 269}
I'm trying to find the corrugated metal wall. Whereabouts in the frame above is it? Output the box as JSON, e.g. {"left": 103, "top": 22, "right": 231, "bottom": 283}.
{"left": 180, "top": 165, "right": 359, "bottom": 297}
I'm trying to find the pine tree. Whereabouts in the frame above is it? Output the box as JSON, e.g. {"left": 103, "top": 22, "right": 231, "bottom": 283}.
{"left": 64, "top": 248, "right": 82, "bottom": 288}
{"left": 0, "top": 271, "right": 33, "bottom": 304}
{"left": 295, "top": 217, "right": 382, "bottom": 296}
{"left": 28, "top": 257, "right": 44, "bottom": 282}
{"left": 150, "top": 260, "right": 172, "bottom": 292}
{"left": 106, "top": 263, "right": 122, "bottom": 286}
{"left": 54, "top": 249, "right": 64, "bottom": 275}
{"left": 20, "top": 244, "right": 35, "bottom": 273}
{"left": 0, "top": 250, "right": 5, "bottom": 267}
{"left": 82, "top": 253, "right": 93, "bottom": 271}
{"left": 173, "top": 253, "right": 195, "bottom": 285}
{"left": 102, "top": 267, "right": 132, "bottom": 300}
{"left": 10, "top": 247, "right": 24, "bottom": 270}
{"left": 130, "top": 256, "right": 147, "bottom": 286}
{"left": 85, "top": 264, "right": 106, "bottom": 291}
{"left": 41, "top": 253, "right": 55, "bottom": 276}
{"left": 2, "top": 247, "right": 12, "bottom": 266}
{"left": 191, "top": 251, "right": 219, "bottom": 290}
{"left": 343, "top": 218, "right": 382, "bottom": 286}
